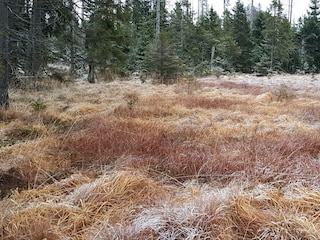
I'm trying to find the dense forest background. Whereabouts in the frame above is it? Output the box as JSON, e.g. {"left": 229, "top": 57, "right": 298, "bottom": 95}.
{"left": 1, "top": 0, "right": 320, "bottom": 107}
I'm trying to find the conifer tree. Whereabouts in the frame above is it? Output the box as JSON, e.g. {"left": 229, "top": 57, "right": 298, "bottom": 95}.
{"left": 251, "top": 11, "right": 269, "bottom": 75}
{"left": 230, "top": 0, "right": 253, "bottom": 72}
{"left": 146, "top": 32, "right": 182, "bottom": 83}
{"left": 85, "top": 0, "right": 131, "bottom": 81}
{"left": 257, "top": 1, "right": 295, "bottom": 72}
{"left": 300, "top": 0, "right": 320, "bottom": 72}
{"left": 127, "top": 0, "right": 154, "bottom": 71}
{"left": 215, "top": 9, "right": 240, "bottom": 72}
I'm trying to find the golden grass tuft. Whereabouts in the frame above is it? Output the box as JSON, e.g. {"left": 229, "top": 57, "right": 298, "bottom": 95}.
{"left": 230, "top": 189, "right": 320, "bottom": 239}
{"left": 0, "top": 172, "right": 167, "bottom": 239}
{"left": 68, "top": 172, "right": 168, "bottom": 224}
{"left": 0, "top": 136, "right": 70, "bottom": 191}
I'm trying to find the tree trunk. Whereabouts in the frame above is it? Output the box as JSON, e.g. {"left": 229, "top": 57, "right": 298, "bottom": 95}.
{"left": 27, "top": 0, "right": 43, "bottom": 76}
{"left": 88, "top": 63, "right": 95, "bottom": 83}
{"left": 68, "top": 0, "right": 76, "bottom": 75}
{"left": 0, "top": 0, "right": 9, "bottom": 109}
{"left": 210, "top": 46, "right": 215, "bottom": 70}
{"left": 288, "top": 0, "right": 293, "bottom": 24}
{"left": 155, "top": 0, "right": 160, "bottom": 41}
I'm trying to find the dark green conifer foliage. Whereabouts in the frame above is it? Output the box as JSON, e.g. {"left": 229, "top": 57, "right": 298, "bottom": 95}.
{"left": 251, "top": 11, "right": 269, "bottom": 75}
{"left": 300, "top": 0, "right": 320, "bottom": 72}
{"left": 257, "top": 1, "right": 295, "bottom": 73}
{"left": 215, "top": 9, "right": 240, "bottom": 72}
{"left": 127, "top": 0, "right": 154, "bottom": 71}
{"left": 146, "top": 32, "right": 183, "bottom": 83}
{"left": 184, "top": 8, "right": 222, "bottom": 75}
{"left": 230, "top": 0, "right": 253, "bottom": 72}
{"left": 85, "top": 0, "right": 131, "bottom": 76}
{"left": 1, "top": 0, "right": 316, "bottom": 90}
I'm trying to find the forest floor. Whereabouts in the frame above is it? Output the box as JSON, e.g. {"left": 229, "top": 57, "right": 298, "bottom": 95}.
{"left": 1, "top": 73, "right": 320, "bottom": 239}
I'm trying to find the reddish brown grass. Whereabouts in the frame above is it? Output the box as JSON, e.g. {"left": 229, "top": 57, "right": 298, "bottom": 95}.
{"left": 178, "top": 96, "right": 244, "bottom": 110}
{"left": 62, "top": 116, "right": 210, "bottom": 179}
{"left": 202, "top": 81, "right": 264, "bottom": 95}
{"left": 61, "top": 109, "right": 320, "bottom": 185}
{"left": 0, "top": 109, "right": 23, "bottom": 122}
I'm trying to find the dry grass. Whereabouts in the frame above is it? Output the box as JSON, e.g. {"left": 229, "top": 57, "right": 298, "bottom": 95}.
{"left": 0, "top": 172, "right": 167, "bottom": 239}
{"left": 1, "top": 75, "right": 320, "bottom": 239}
{"left": 201, "top": 80, "right": 264, "bottom": 95}
{"left": 178, "top": 96, "right": 245, "bottom": 110}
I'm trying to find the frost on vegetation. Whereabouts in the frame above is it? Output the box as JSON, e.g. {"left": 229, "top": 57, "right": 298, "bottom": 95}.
{"left": 65, "top": 176, "right": 103, "bottom": 205}
{"left": 255, "top": 92, "right": 276, "bottom": 103}
{"left": 89, "top": 183, "right": 243, "bottom": 239}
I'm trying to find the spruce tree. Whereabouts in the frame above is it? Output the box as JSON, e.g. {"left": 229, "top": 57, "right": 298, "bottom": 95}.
{"left": 146, "top": 32, "right": 182, "bottom": 83}
{"left": 127, "top": 0, "right": 154, "bottom": 71}
{"left": 230, "top": 0, "right": 253, "bottom": 72}
{"left": 184, "top": 8, "right": 222, "bottom": 75}
{"left": 215, "top": 9, "right": 240, "bottom": 72}
{"left": 261, "top": 1, "right": 295, "bottom": 72}
{"left": 300, "top": 0, "right": 320, "bottom": 72}
{"left": 85, "top": 0, "right": 131, "bottom": 81}
{"left": 251, "top": 11, "right": 269, "bottom": 75}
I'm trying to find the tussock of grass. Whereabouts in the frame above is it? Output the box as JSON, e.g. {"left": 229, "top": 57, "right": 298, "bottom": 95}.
{"left": 88, "top": 183, "right": 320, "bottom": 239}
{"left": 0, "top": 109, "right": 23, "bottom": 122}
{"left": 85, "top": 183, "right": 241, "bottom": 239}
{"left": 68, "top": 172, "right": 167, "bottom": 223}
{"left": 0, "top": 172, "right": 167, "bottom": 239}
{"left": 0, "top": 137, "right": 70, "bottom": 189}
{"left": 293, "top": 104, "right": 320, "bottom": 124}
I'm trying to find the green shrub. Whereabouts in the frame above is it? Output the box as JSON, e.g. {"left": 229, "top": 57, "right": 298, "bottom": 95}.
{"left": 273, "top": 84, "right": 295, "bottom": 101}
{"left": 31, "top": 100, "right": 47, "bottom": 112}
{"left": 124, "top": 92, "right": 139, "bottom": 110}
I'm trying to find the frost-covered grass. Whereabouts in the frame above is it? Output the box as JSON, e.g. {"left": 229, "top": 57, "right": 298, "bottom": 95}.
{"left": 1, "top": 74, "right": 320, "bottom": 239}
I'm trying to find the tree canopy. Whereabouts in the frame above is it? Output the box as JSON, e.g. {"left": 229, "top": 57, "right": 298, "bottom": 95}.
{"left": 0, "top": 0, "right": 320, "bottom": 107}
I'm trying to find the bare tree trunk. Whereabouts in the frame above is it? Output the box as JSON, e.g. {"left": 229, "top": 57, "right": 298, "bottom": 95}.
{"left": 0, "top": 0, "right": 9, "bottom": 109}
{"left": 223, "top": 0, "right": 229, "bottom": 13}
{"left": 155, "top": 0, "right": 161, "bottom": 41}
{"left": 87, "top": 63, "right": 95, "bottom": 83}
{"left": 210, "top": 46, "right": 215, "bottom": 71}
{"left": 27, "top": 0, "right": 43, "bottom": 76}
{"left": 68, "top": 0, "right": 76, "bottom": 75}
{"left": 288, "top": 0, "right": 293, "bottom": 24}
{"left": 250, "top": 0, "right": 254, "bottom": 24}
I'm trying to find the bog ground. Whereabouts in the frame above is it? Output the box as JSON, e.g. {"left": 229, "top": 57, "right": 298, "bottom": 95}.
{"left": 1, "top": 74, "right": 320, "bottom": 239}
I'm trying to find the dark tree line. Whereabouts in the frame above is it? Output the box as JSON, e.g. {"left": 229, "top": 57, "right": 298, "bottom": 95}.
{"left": 1, "top": 0, "right": 320, "bottom": 108}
